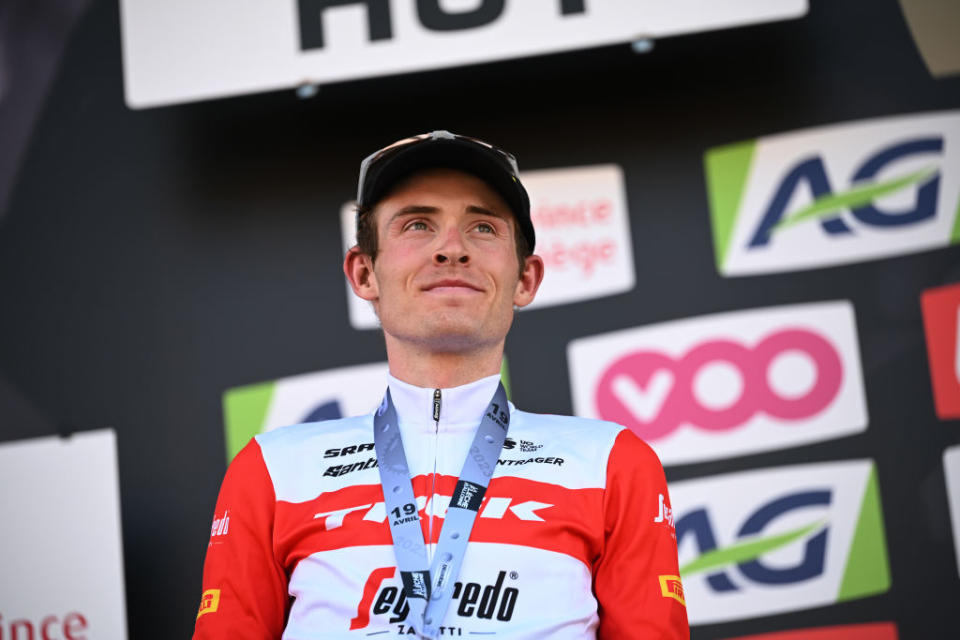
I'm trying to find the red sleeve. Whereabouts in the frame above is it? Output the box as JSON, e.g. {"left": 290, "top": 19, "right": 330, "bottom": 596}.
{"left": 193, "top": 439, "right": 289, "bottom": 639}
{"left": 593, "top": 429, "right": 689, "bottom": 639}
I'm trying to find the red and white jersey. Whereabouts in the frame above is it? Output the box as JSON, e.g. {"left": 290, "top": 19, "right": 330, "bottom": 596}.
{"left": 193, "top": 374, "right": 688, "bottom": 639}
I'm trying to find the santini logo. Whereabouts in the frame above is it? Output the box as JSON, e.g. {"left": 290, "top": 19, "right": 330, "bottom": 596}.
{"left": 568, "top": 301, "right": 868, "bottom": 465}
{"left": 671, "top": 460, "right": 890, "bottom": 625}
{"left": 705, "top": 110, "right": 960, "bottom": 276}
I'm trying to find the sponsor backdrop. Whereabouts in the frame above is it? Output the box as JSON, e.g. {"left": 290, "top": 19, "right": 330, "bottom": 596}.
{"left": 0, "top": 1, "right": 958, "bottom": 639}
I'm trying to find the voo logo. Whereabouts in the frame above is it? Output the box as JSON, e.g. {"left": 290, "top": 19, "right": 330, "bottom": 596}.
{"left": 596, "top": 328, "right": 842, "bottom": 440}
{"left": 568, "top": 301, "right": 868, "bottom": 465}
{"left": 298, "top": 0, "right": 587, "bottom": 50}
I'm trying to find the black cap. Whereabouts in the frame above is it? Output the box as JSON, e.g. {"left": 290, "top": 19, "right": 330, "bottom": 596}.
{"left": 356, "top": 131, "right": 535, "bottom": 251}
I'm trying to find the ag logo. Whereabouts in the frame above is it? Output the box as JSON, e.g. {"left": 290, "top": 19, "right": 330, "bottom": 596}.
{"left": 671, "top": 460, "right": 890, "bottom": 625}
{"left": 705, "top": 110, "right": 960, "bottom": 276}
{"left": 568, "top": 301, "right": 867, "bottom": 465}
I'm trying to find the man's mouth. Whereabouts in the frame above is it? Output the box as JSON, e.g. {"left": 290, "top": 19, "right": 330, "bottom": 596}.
{"left": 422, "top": 279, "right": 483, "bottom": 293}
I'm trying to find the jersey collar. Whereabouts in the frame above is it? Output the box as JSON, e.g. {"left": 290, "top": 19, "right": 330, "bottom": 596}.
{"left": 386, "top": 372, "right": 503, "bottom": 433}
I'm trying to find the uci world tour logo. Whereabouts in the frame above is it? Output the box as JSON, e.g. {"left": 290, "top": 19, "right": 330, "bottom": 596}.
{"left": 568, "top": 301, "right": 867, "bottom": 466}
{"left": 705, "top": 110, "right": 960, "bottom": 276}
{"left": 671, "top": 460, "right": 890, "bottom": 625}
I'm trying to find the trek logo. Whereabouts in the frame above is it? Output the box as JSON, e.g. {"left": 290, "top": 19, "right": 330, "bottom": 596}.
{"left": 196, "top": 589, "right": 220, "bottom": 620}
{"left": 671, "top": 460, "right": 890, "bottom": 625}
{"left": 654, "top": 493, "right": 674, "bottom": 528}
{"left": 323, "top": 457, "right": 378, "bottom": 477}
{"left": 315, "top": 495, "right": 553, "bottom": 530}
{"left": 568, "top": 301, "right": 867, "bottom": 465}
{"left": 944, "top": 445, "right": 960, "bottom": 579}
{"left": 209, "top": 510, "right": 230, "bottom": 541}
{"left": 921, "top": 283, "right": 960, "bottom": 419}
{"left": 222, "top": 361, "right": 388, "bottom": 462}
{"left": 351, "top": 567, "right": 519, "bottom": 629}
{"left": 705, "top": 110, "right": 960, "bottom": 276}
{"left": 298, "top": 0, "right": 586, "bottom": 51}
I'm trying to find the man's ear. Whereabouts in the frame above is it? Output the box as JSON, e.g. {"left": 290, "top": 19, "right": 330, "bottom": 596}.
{"left": 344, "top": 246, "right": 379, "bottom": 302}
{"left": 513, "top": 254, "right": 545, "bottom": 308}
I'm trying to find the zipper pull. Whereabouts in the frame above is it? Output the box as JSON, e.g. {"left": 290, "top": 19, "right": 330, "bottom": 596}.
{"left": 432, "top": 388, "right": 441, "bottom": 424}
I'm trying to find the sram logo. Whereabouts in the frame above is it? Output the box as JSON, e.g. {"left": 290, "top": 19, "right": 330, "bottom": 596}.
{"left": 671, "top": 460, "right": 890, "bottom": 625}
{"left": 314, "top": 495, "right": 553, "bottom": 530}
{"left": 568, "top": 301, "right": 867, "bottom": 465}
{"left": 705, "top": 110, "right": 960, "bottom": 276}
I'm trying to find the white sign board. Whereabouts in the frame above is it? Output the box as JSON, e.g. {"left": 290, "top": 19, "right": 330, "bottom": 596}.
{"left": 671, "top": 460, "right": 889, "bottom": 625}
{"left": 120, "top": 0, "right": 807, "bottom": 108}
{"left": 568, "top": 301, "right": 868, "bottom": 465}
{"left": 223, "top": 361, "right": 390, "bottom": 460}
{"left": 946, "top": 444, "right": 960, "bottom": 578}
{"left": 341, "top": 164, "right": 635, "bottom": 329}
{"left": 705, "top": 110, "right": 960, "bottom": 276}
{"left": 0, "top": 430, "right": 128, "bottom": 639}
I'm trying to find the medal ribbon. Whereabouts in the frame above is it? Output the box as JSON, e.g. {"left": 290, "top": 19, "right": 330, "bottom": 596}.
{"left": 373, "top": 383, "right": 510, "bottom": 638}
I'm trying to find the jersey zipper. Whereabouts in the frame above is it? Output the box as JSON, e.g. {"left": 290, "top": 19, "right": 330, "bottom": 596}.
{"left": 428, "top": 388, "right": 441, "bottom": 559}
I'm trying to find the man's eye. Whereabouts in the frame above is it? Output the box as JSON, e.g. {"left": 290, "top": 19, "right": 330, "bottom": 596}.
{"left": 475, "top": 222, "right": 495, "bottom": 233}
{"left": 405, "top": 221, "right": 428, "bottom": 231}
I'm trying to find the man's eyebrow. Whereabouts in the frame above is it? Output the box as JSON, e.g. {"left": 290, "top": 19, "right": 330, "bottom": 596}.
{"left": 386, "top": 205, "right": 440, "bottom": 225}
{"left": 465, "top": 205, "right": 509, "bottom": 220}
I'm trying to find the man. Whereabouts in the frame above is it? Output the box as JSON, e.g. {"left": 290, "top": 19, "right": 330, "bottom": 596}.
{"left": 193, "top": 131, "right": 688, "bottom": 639}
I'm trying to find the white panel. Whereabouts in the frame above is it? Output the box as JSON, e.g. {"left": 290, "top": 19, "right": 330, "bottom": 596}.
{"left": 0, "top": 430, "right": 128, "bottom": 639}
{"left": 120, "top": 0, "right": 807, "bottom": 108}
{"left": 568, "top": 301, "right": 868, "bottom": 465}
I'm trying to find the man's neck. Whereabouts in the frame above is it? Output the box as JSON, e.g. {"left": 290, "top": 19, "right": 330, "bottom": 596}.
{"left": 384, "top": 337, "right": 504, "bottom": 389}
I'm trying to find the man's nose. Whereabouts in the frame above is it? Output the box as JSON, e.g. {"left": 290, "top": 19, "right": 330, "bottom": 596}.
{"left": 434, "top": 227, "right": 470, "bottom": 265}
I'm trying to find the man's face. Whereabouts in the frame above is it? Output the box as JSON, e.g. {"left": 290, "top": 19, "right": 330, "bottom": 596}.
{"left": 345, "top": 168, "right": 542, "bottom": 354}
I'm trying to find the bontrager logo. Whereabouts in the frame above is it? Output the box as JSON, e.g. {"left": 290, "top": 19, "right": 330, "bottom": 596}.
{"left": 671, "top": 460, "right": 890, "bottom": 625}
{"left": 705, "top": 110, "right": 960, "bottom": 276}
{"left": 568, "top": 301, "right": 868, "bottom": 465}
{"left": 351, "top": 567, "right": 519, "bottom": 630}
{"left": 314, "top": 495, "right": 553, "bottom": 530}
